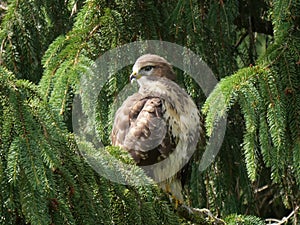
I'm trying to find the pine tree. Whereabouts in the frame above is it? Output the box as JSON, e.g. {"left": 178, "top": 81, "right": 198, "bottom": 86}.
{"left": 203, "top": 0, "right": 300, "bottom": 222}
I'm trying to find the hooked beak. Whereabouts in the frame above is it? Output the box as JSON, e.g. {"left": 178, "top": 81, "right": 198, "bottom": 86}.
{"left": 130, "top": 72, "right": 141, "bottom": 83}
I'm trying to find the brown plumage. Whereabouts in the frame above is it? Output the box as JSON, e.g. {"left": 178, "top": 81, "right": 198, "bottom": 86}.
{"left": 111, "top": 54, "right": 201, "bottom": 202}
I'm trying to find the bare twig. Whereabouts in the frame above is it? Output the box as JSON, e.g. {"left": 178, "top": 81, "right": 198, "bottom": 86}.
{"left": 254, "top": 184, "right": 269, "bottom": 194}
{"left": 178, "top": 204, "right": 226, "bottom": 224}
{"left": 0, "top": 4, "right": 8, "bottom": 11}
{"left": 265, "top": 206, "right": 299, "bottom": 225}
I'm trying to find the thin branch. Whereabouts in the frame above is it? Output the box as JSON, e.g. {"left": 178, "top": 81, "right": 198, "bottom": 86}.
{"left": 0, "top": 4, "right": 8, "bottom": 11}
{"left": 265, "top": 206, "right": 299, "bottom": 225}
{"left": 234, "top": 31, "right": 248, "bottom": 49}
{"left": 178, "top": 204, "right": 226, "bottom": 224}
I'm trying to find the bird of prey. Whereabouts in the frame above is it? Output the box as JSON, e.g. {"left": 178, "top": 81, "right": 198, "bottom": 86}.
{"left": 111, "top": 54, "right": 201, "bottom": 202}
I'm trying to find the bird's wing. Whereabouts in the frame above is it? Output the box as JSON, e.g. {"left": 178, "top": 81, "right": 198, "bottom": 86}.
{"left": 111, "top": 93, "right": 175, "bottom": 164}
{"left": 111, "top": 93, "right": 141, "bottom": 147}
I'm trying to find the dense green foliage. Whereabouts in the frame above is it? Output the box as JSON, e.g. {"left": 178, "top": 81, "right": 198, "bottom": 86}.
{"left": 0, "top": 67, "right": 180, "bottom": 224}
{"left": 203, "top": 0, "right": 300, "bottom": 217}
{"left": 0, "top": 0, "right": 299, "bottom": 224}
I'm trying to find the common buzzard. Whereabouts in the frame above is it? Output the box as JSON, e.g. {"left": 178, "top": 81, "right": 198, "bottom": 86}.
{"left": 111, "top": 54, "right": 201, "bottom": 202}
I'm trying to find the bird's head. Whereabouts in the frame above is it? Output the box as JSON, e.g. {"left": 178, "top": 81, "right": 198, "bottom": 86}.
{"left": 130, "top": 54, "right": 176, "bottom": 84}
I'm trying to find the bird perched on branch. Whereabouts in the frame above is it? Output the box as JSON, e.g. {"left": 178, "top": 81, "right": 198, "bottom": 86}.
{"left": 111, "top": 54, "right": 201, "bottom": 203}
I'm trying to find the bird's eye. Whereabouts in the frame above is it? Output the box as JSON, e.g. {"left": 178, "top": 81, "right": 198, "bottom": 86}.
{"left": 143, "top": 65, "right": 155, "bottom": 72}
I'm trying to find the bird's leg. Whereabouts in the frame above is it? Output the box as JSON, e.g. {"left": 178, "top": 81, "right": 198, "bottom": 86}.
{"left": 164, "top": 183, "right": 183, "bottom": 209}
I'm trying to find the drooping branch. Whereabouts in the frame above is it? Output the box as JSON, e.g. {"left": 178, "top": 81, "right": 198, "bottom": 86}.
{"left": 234, "top": 0, "right": 273, "bottom": 36}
